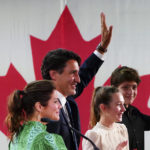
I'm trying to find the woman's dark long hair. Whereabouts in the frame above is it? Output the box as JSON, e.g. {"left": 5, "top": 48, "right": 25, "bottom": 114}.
{"left": 5, "top": 80, "right": 55, "bottom": 140}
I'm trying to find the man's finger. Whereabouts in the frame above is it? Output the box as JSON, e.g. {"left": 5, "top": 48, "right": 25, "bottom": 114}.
{"left": 101, "top": 12, "right": 106, "bottom": 27}
{"left": 108, "top": 25, "right": 113, "bottom": 38}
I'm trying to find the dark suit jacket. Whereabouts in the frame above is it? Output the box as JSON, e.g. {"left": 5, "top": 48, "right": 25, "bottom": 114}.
{"left": 121, "top": 105, "right": 150, "bottom": 150}
{"left": 47, "top": 53, "right": 104, "bottom": 150}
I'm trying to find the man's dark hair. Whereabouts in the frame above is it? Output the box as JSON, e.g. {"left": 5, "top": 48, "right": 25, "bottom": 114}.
{"left": 110, "top": 66, "right": 141, "bottom": 87}
{"left": 41, "top": 48, "right": 81, "bottom": 80}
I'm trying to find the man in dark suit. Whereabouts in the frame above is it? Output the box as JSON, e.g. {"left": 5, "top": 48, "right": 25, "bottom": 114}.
{"left": 41, "top": 12, "right": 113, "bottom": 150}
{"left": 110, "top": 66, "right": 150, "bottom": 150}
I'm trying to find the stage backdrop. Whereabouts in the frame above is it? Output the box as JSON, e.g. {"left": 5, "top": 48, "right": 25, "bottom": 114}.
{"left": 0, "top": 0, "right": 150, "bottom": 150}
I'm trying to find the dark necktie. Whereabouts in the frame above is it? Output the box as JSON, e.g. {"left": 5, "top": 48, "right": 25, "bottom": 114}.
{"left": 62, "top": 101, "right": 78, "bottom": 150}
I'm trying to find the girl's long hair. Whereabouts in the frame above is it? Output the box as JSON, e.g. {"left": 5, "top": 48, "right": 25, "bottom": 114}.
{"left": 89, "top": 86, "right": 119, "bottom": 128}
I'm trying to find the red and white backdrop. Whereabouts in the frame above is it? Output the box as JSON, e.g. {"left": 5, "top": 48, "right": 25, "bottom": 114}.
{"left": 0, "top": 0, "right": 150, "bottom": 149}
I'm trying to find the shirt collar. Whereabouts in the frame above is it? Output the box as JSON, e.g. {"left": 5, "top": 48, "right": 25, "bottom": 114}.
{"left": 56, "top": 90, "right": 66, "bottom": 107}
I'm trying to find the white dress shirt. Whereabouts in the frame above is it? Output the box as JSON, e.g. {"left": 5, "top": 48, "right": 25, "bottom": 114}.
{"left": 56, "top": 90, "right": 70, "bottom": 123}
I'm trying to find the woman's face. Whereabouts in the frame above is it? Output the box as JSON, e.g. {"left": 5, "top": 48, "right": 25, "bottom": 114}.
{"left": 41, "top": 90, "right": 62, "bottom": 121}
{"left": 104, "top": 92, "right": 125, "bottom": 123}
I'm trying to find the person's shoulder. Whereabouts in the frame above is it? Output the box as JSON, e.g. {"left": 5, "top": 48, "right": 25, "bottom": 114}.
{"left": 33, "top": 131, "right": 51, "bottom": 142}
{"left": 32, "top": 132, "right": 67, "bottom": 150}
{"left": 115, "top": 123, "right": 128, "bottom": 136}
{"left": 85, "top": 124, "right": 101, "bottom": 138}
{"left": 38, "top": 132, "right": 64, "bottom": 142}
{"left": 130, "top": 105, "right": 146, "bottom": 116}
{"left": 115, "top": 123, "right": 127, "bottom": 131}
{"left": 84, "top": 128, "right": 100, "bottom": 144}
{"left": 130, "top": 105, "right": 139, "bottom": 111}
{"left": 85, "top": 128, "right": 98, "bottom": 135}
{"left": 46, "top": 133, "right": 67, "bottom": 149}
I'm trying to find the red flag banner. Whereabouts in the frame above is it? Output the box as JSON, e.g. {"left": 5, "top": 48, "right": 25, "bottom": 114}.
{"left": 0, "top": 1, "right": 150, "bottom": 150}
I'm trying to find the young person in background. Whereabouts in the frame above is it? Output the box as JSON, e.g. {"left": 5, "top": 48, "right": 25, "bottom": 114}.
{"left": 111, "top": 66, "right": 150, "bottom": 150}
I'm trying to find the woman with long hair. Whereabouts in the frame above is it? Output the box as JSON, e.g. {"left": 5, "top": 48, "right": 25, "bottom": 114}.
{"left": 5, "top": 80, "right": 67, "bottom": 150}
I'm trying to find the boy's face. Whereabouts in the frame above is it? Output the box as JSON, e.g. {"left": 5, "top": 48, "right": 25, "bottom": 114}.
{"left": 117, "top": 81, "right": 138, "bottom": 107}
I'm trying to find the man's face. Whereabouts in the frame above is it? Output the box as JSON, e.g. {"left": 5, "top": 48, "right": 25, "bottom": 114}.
{"left": 117, "top": 81, "right": 138, "bottom": 107}
{"left": 52, "top": 59, "right": 80, "bottom": 97}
